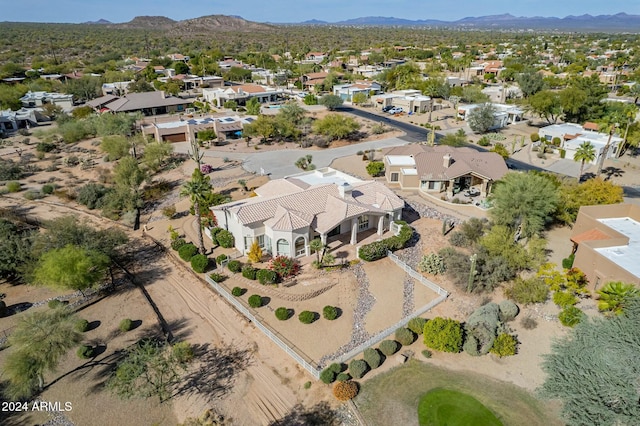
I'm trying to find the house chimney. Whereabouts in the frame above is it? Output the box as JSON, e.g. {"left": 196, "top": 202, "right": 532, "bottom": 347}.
{"left": 338, "top": 182, "right": 352, "bottom": 199}
{"left": 160, "top": 91, "right": 166, "bottom": 99}
{"left": 443, "top": 153, "right": 453, "bottom": 168}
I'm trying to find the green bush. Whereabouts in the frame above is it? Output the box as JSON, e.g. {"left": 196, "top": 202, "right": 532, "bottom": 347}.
{"left": 562, "top": 254, "right": 575, "bottom": 269}
{"left": 6, "top": 181, "right": 21, "bottom": 192}
{"left": 23, "top": 190, "right": 44, "bottom": 200}
{"left": 530, "top": 133, "right": 540, "bottom": 142}
{"left": 209, "top": 227, "right": 223, "bottom": 245}
{"left": 75, "top": 319, "right": 89, "bottom": 332}
{"left": 48, "top": 299, "right": 65, "bottom": 309}
{"left": 119, "top": 318, "right": 133, "bottom": 332}
{"left": 366, "top": 161, "right": 385, "bottom": 177}
{"left": 408, "top": 317, "right": 428, "bottom": 335}
{"left": 77, "top": 345, "right": 94, "bottom": 359}
{"left": 498, "top": 300, "right": 519, "bottom": 322}
{"left": 242, "top": 265, "right": 257, "bottom": 280}
{"left": 328, "top": 363, "right": 344, "bottom": 373}
{"left": 216, "top": 230, "right": 234, "bottom": 248}
{"left": 504, "top": 277, "right": 549, "bottom": 305}
{"left": 227, "top": 260, "right": 242, "bottom": 273}
{"left": 477, "top": 136, "right": 491, "bottom": 146}
{"left": 77, "top": 183, "right": 111, "bottom": 209}
{"left": 231, "top": 286, "right": 245, "bottom": 297}
{"left": 363, "top": 348, "right": 382, "bottom": 369}
{"left": 320, "top": 368, "right": 337, "bottom": 384}
{"left": 323, "top": 305, "right": 338, "bottom": 320}
{"left": 209, "top": 272, "right": 227, "bottom": 282}
{"left": 358, "top": 240, "right": 389, "bottom": 261}
{"left": 379, "top": 340, "right": 400, "bottom": 356}
{"left": 395, "top": 328, "right": 416, "bottom": 346}
{"left": 190, "top": 254, "right": 210, "bottom": 273}
{"left": 178, "top": 243, "right": 198, "bottom": 261}
{"left": 216, "top": 254, "right": 228, "bottom": 264}
{"left": 298, "top": 310, "right": 316, "bottom": 324}
{"left": 171, "top": 238, "right": 187, "bottom": 251}
{"left": 423, "top": 317, "right": 463, "bottom": 353}
{"left": 336, "top": 372, "right": 351, "bottom": 382}
{"left": 275, "top": 307, "right": 290, "bottom": 320}
{"left": 42, "top": 184, "right": 54, "bottom": 194}
{"left": 248, "top": 294, "right": 262, "bottom": 308}
{"left": 490, "top": 333, "right": 518, "bottom": 357}
{"left": 559, "top": 306, "right": 585, "bottom": 327}
{"left": 36, "top": 141, "right": 56, "bottom": 152}
{"left": 421, "top": 349, "right": 432, "bottom": 359}
{"left": 256, "top": 269, "right": 278, "bottom": 285}
{"left": 172, "top": 341, "right": 195, "bottom": 363}
{"left": 349, "top": 359, "right": 369, "bottom": 379}
{"left": 553, "top": 291, "right": 578, "bottom": 308}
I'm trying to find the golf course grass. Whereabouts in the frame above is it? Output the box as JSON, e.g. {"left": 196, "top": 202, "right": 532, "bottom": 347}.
{"left": 418, "top": 388, "right": 503, "bottom": 426}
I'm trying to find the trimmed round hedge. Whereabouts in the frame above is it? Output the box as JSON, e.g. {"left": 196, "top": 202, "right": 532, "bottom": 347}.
{"left": 75, "top": 319, "right": 89, "bottom": 332}
{"left": 242, "top": 265, "right": 257, "bottom": 280}
{"left": 379, "top": 340, "right": 400, "bottom": 356}
{"left": 227, "top": 260, "right": 242, "bottom": 273}
{"left": 248, "top": 294, "right": 262, "bottom": 308}
{"left": 395, "top": 327, "right": 417, "bottom": 346}
{"left": 216, "top": 230, "right": 234, "bottom": 248}
{"left": 178, "top": 243, "right": 198, "bottom": 261}
{"left": 349, "top": 359, "right": 369, "bottom": 379}
{"left": 119, "top": 318, "right": 133, "bottom": 332}
{"left": 231, "top": 286, "right": 245, "bottom": 297}
{"left": 298, "top": 311, "right": 316, "bottom": 324}
{"left": 190, "top": 254, "right": 209, "bottom": 273}
{"left": 77, "top": 345, "right": 94, "bottom": 359}
{"left": 323, "top": 305, "right": 338, "bottom": 320}
{"left": 275, "top": 307, "right": 290, "bottom": 320}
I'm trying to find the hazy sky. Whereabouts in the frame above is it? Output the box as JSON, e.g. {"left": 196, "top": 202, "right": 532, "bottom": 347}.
{"left": 3, "top": 0, "right": 639, "bottom": 23}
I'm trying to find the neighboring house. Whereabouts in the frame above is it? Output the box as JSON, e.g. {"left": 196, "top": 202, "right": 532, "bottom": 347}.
{"left": 102, "top": 81, "right": 134, "bottom": 96}
{"left": 332, "top": 82, "right": 381, "bottom": 101}
{"left": 20, "top": 91, "right": 74, "bottom": 112}
{"left": 481, "top": 85, "right": 522, "bottom": 103}
{"left": 87, "top": 91, "right": 194, "bottom": 116}
{"left": 158, "top": 75, "right": 224, "bottom": 91}
{"left": 202, "top": 84, "right": 283, "bottom": 106}
{"left": 372, "top": 90, "right": 433, "bottom": 113}
{"left": 212, "top": 168, "right": 404, "bottom": 257}
{"left": 141, "top": 115, "right": 254, "bottom": 143}
{"left": 0, "top": 109, "right": 44, "bottom": 132}
{"left": 457, "top": 103, "right": 524, "bottom": 129}
{"left": 539, "top": 122, "right": 623, "bottom": 164}
{"left": 300, "top": 72, "right": 329, "bottom": 91}
{"left": 383, "top": 145, "right": 508, "bottom": 198}
{"left": 570, "top": 204, "right": 640, "bottom": 287}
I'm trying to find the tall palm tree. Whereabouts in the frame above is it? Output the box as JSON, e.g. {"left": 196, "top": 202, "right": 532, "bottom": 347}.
{"left": 573, "top": 141, "right": 596, "bottom": 182}
{"left": 181, "top": 168, "right": 212, "bottom": 255}
{"left": 597, "top": 281, "right": 639, "bottom": 316}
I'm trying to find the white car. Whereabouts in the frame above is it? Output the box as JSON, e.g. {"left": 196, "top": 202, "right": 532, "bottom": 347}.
{"left": 388, "top": 107, "right": 403, "bottom": 114}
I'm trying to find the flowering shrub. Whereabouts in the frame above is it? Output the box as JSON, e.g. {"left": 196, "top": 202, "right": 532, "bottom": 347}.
{"left": 269, "top": 256, "right": 300, "bottom": 279}
{"left": 200, "top": 164, "right": 214, "bottom": 174}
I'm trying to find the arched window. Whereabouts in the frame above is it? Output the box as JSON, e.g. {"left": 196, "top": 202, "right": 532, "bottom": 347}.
{"left": 276, "top": 239, "right": 289, "bottom": 256}
{"left": 294, "top": 237, "right": 306, "bottom": 257}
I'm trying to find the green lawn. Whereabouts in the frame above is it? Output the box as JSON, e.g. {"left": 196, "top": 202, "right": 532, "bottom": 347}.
{"left": 354, "top": 359, "right": 562, "bottom": 426}
{"left": 418, "top": 388, "right": 502, "bottom": 426}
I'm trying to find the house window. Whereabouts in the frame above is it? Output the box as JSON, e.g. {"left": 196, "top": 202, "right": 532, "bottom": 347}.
{"left": 256, "top": 235, "right": 265, "bottom": 248}
{"left": 294, "top": 237, "right": 306, "bottom": 257}
{"left": 390, "top": 173, "right": 399, "bottom": 182}
{"left": 358, "top": 215, "right": 369, "bottom": 231}
{"left": 276, "top": 239, "right": 289, "bottom": 256}
{"left": 264, "top": 235, "right": 272, "bottom": 253}
{"left": 428, "top": 181, "right": 436, "bottom": 190}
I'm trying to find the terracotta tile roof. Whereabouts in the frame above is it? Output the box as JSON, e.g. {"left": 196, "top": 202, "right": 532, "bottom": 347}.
{"left": 583, "top": 122, "right": 599, "bottom": 131}
{"left": 232, "top": 84, "right": 268, "bottom": 94}
{"left": 571, "top": 228, "right": 612, "bottom": 244}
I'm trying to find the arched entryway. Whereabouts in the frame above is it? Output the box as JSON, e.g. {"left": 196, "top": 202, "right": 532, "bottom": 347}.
{"left": 294, "top": 237, "right": 306, "bottom": 257}
{"left": 276, "top": 239, "right": 290, "bottom": 256}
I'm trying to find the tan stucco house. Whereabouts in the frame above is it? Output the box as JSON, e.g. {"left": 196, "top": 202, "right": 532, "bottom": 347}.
{"left": 383, "top": 145, "right": 508, "bottom": 198}
{"left": 212, "top": 168, "right": 404, "bottom": 257}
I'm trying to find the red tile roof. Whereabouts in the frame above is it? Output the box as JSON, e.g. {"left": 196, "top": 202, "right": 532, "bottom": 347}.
{"left": 571, "top": 228, "right": 612, "bottom": 244}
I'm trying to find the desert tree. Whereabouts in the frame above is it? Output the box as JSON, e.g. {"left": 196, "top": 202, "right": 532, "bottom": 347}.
{"left": 467, "top": 103, "right": 497, "bottom": 134}
{"left": 33, "top": 245, "right": 110, "bottom": 293}
{"left": 181, "top": 168, "right": 213, "bottom": 255}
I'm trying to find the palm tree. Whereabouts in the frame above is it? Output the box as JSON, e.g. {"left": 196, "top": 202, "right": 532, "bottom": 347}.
{"left": 181, "top": 168, "right": 212, "bottom": 255}
{"left": 309, "top": 238, "right": 325, "bottom": 263}
{"left": 573, "top": 141, "right": 596, "bottom": 182}
{"left": 597, "top": 281, "right": 639, "bottom": 316}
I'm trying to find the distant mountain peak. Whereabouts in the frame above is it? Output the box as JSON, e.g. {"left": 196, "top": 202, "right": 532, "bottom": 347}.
{"left": 84, "top": 18, "right": 111, "bottom": 25}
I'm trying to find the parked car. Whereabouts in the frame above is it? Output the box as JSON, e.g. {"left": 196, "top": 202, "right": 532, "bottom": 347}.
{"left": 381, "top": 105, "right": 394, "bottom": 112}
{"left": 388, "top": 107, "right": 403, "bottom": 114}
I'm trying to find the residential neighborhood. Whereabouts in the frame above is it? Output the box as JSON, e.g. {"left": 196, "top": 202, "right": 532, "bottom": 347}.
{"left": 1, "top": 5, "right": 640, "bottom": 426}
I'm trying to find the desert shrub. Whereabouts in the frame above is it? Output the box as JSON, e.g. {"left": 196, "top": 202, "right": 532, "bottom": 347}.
{"left": 216, "top": 254, "right": 228, "bottom": 264}
{"left": 395, "top": 328, "right": 416, "bottom": 346}
{"left": 559, "top": 306, "right": 585, "bottom": 327}
{"left": 77, "top": 345, "right": 94, "bottom": 359}
{"left": 504, "top": 277, "right": 549, "bottom": 304}
{"left": 419, "top": 253, "right": 446, "bottom": 275}
{"left": 363, "top": 348, "right": 382, "bottom": 369}
{"left": 298, "top": 310, "right": 316, "bottom": 324}
{"left": 336, "top": 372, "right": 351, "bottom": 382}
{"left": 304, "top": 381, "right": 312, "bottom": 389}
{"left": 23, "top": 190, "right": 44, "bottom": 200}
{"left": 463, "top": 335, "right": 481, "bottom": 356}
{"left": 242, "top": 265, "right": 257, "bottom": 280}
{"left": 323, "top": 305, "right": 338, "bottom": 320}
{"left": 366, "top": 161, "right": 385, "bottom": 177}
{"left": 75, "top": 319, "right": 89, "bottom": 332}
{"left": 408, "top": 317, "right": 428, "bottom": 335}
{"left": 171, "top": 238, "right": 187, "bottom": 251}
{"left": 76, "top": 183, "right": 111, "bottom": 209}
{"left": 328, "top": 363, "right": 344, "bottom": 374}
{"left": 36, "top": 141, "right": 56, "bottom": 152}
{"left": 209, "top": 227, "right": 223, "bottom": 245}
{"left": 358, "top": 240, "right": 389, "bottom": 261}
{"left": 256, "top": 269, "right": 278, "bottom": 285}
{"left": 190, "top": 254, "right": 209, "bottom": 273}
{"left": 520, "top": 315, "right": 538, "bottom": 330}
{"left": 269, "top": 255, "right": 299, "bottom": 278}
{"left": 119, "top": 318, "right": 133, "bottom": 332}
{"left": 562, "top": 254, "right": 575, "bottom": 269}
{"left": 6, "top": 181, "right": 21, "bottom": 192}
{"left": 275, "top": 307, "right": 290, "bottom": 321}
{"left": 48, "top": 299, "right": 65, "bottom": 309}
{"left": 172, "top": 341, "right": 195, "bottom": 363}
{"left": 248, "top": 294, "right": 262, "bottom": 308}
{"left": 178, "top": 243, "right": 198, "bottom": 261}
{"left": 333, "top": 380, "right": 358, "bottom": 401}
{"left": 210, "top": 272, "right": 227, "bottom": 283}
{"left": 42, "top": 184, "right": 54, "bottom": 194}
{"left": 379, "top": 339, "right": 400, "bottom": 356}
{"left": 162, "top": 205, "right": 176, "bottom": 218}
{"left": 349, "top": 359, "right": 369, "bottom": 379}
{"left": 320, "top": 368, "right": 337, "bottom": 384}
{"left": 231, "top": 287, "right": 245, "bottom": 297}
{"left": 553, "top": 291, "right": 578, "bottom": 308}
{"left": 477, "top": 136, "right": 491, "bottom": 146}
{"left": 423, "top": 317, "right": 463, "bottom": 353}
{"left": 530, "top": 133, "right": 540, "bottom": 142}
{"left": 498, "top": 300, "right": 519, "bottom": 322}
{"left": 490, "top": 334, "right": 518, "bottom": 357}
{"left": 449, "top": 231, "right": 470, "bottom": 247}
{"left": 465, "top": 303, "right": 501, "bottom": 356}
{"left": 216, "top": 230, "right": 234, "bottom": 248}
{"left": 422, "top": 349, "right": 432, "bottom": 358}
{"left": 227, "top": 260, "right": 242, "bottom": 273}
